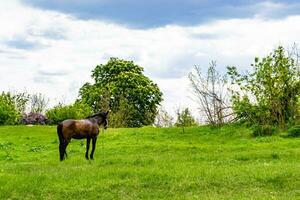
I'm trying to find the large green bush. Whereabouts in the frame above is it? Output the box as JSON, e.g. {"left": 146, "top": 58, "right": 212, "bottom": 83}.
{"left": 287, "top": 125, "right": 300, "bottom": 137}
{"left": 0, "top": 92, "right": 20, "bottom": 125}
{"left": 46, "top": 102, "right": 92, "bottom": 124}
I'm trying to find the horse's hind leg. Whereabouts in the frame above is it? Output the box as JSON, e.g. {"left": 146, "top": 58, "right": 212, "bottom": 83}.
{"left": 90, "top": 137, "right": 97, "bottom": 160}
{"left": 57, "top": 123, "right": 65, "bottom": 161}
{"left": 85, "top": 138, "right": 91, "bottom": 160}
{"left": 62, "top": 139, "right": 70, "bottom": 160}
{"left": 59, "top": 143, "right": 64, "bottom": 161}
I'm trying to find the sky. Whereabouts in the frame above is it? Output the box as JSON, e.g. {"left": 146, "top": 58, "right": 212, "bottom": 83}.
{"left": 1, "top": 0, "right": 300, "bottom": 120}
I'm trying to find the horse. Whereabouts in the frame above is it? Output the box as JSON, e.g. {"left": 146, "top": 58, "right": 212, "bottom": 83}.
{"left": 56, "top": 111, "right": 109, "bottom": 161}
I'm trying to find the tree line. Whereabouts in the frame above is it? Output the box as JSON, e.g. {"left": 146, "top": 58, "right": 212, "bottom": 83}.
{"left": 0, "top": 46, "right": 299, "bottom": 135}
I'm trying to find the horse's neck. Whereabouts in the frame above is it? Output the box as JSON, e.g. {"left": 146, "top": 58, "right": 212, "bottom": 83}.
{"left": 89, "top": 117, "right": 102, "bottom": 126}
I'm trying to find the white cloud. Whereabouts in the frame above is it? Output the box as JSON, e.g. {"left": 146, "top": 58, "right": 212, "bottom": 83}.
{"left": 1, "top": 0, "right": 300, "bottom": 119}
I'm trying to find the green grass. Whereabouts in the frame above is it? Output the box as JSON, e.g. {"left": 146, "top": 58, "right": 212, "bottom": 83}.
{"left": 0, "top": 125, "right": 299, "bottom": 199}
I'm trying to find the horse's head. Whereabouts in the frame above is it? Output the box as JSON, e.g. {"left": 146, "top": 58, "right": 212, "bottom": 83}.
{"left": 87, "top": 111, "right": 109, "bottom": 129}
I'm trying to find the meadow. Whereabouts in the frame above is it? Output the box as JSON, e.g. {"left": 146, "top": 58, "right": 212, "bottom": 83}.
{"left": 0, "top": 125, "right": 299, "bottom": 200}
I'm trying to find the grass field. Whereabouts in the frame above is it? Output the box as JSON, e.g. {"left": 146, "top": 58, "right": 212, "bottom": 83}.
{"left": 0, "top": 125, "right": 299, "bottom": 199}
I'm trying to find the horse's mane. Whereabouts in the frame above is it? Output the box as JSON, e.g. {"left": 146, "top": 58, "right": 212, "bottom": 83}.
{"left": 85, "top": 111, "right": 107, "bottom": 119}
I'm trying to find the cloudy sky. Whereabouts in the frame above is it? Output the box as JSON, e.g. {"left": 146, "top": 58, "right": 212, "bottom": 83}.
{"left": 1, "top": 0, "right": 300, "bottom": 118}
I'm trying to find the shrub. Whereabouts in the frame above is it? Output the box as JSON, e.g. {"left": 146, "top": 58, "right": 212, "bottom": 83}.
{"left": 46, "top": 102, "right": 92, "bottom": 124}
{"left": 228, "top": 46, "right": 300, "bottom": 128}
{"left": 174, "top": 108, "right": 197, "bottom": 127}
{"left": 0, "top": 92, "right": 20, "bottom": 125}
{"left": 154, "top": 106, "right": 174, "bottom": 127}
{"left": 22, "top": 113, "right": 47, "bottom": 125}
{"left": 252, "top": 124, "right": 277, "bottom": 137}
{"left": 287, "top": 125, "right": 300, "bottom": 137}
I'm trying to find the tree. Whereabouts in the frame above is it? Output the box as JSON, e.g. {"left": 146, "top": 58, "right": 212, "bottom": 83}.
{"left": 0, "top": 92, "right": 20, "bottom": 125}
{"left": 78, "top": 58, "right": 163, "bottom": 127}
{"left": 189, "top": 61, "right": 233, "bottom": 126}
{"left": 30, "top": 93, "right": 49, "bottom": 114}
{"left": 174, "top": 108, "right": 197, "bottom": 127}
{"left": 227, "top": 46, "right": 300, "bottom": 128}
{"left": 11, "top": 91, "right": 30, "bottom": 114}
{"left": 154, "top": 106, "right": 174, "bottom": 127}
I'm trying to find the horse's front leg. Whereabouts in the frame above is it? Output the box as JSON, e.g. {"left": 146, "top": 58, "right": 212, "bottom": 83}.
{"left": 85, "top": 138, "right": 91, "bottom": 160}
{"left": 90, "top": 137, "right": 97, "bottom": 160}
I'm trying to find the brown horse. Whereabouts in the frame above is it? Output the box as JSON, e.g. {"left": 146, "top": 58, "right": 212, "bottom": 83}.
{"left": 57, "top": 111, "right": 109, "bottom": 161}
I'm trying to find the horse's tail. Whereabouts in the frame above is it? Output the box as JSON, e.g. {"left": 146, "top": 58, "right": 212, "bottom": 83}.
{"left": 57, "top": 122, "right": 64, "bottom": 161}
{"left": 57, "top": 122, "right": 64, "bottom": 144}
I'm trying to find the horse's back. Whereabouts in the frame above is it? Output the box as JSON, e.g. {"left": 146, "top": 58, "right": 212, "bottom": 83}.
{"left": 61, "top": 119, "right": 99, "bottom": 139}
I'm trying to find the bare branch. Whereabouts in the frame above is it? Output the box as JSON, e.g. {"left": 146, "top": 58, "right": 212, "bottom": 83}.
{"left": 189, "top": 62, "right": 234, "bottom": 126}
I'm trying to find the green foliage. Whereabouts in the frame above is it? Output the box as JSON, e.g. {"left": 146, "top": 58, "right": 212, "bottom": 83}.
{"left": 228, "top": 46, "right": 300, "bottom": 128}
{"left": 78, "top": 57, "right": 163, "bottom": 127}
{"left": 287, "top": 125, "right": 300, "bottom": 137}
{"left": 0, "top": 92, "right": 20, "bottom": 125}
{"left": 252, "top": 124, "right": 277, "bottom": 137}
{"left": 231, "top": 95, "right": 263, "bottom": 125}
{"left": 46, "top": 102, "right": 92, "bottom": 124}
{"left": 174, "top": 108, "right": 197, "bottom": 127}
{"left": 105, "top": 97, "right": 135, "bottom": 128}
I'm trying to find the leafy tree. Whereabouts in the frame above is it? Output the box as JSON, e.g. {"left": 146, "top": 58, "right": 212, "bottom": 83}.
{"left": 227, "top": 46, "right": 300, "bottom": 129}
{"left": 174, "top": 108, "right": 197, "bottom": 127}
{"left": 0, "top": 92, "right": 20, "bottom": 125}
{"left": 105, "top": 96, "right": 135, "bottom": 128}
{"left": 78, "top": 58, "right": 163, "bottom": 127}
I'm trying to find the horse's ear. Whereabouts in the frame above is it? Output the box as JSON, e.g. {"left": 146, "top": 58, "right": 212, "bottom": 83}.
{"left": 106, "top": 110, "right": 109, "bottom": 115}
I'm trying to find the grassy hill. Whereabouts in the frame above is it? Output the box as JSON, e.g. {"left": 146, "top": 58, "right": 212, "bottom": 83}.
{"left": 0, "top": 125, "right": 299, "bottom": 199}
